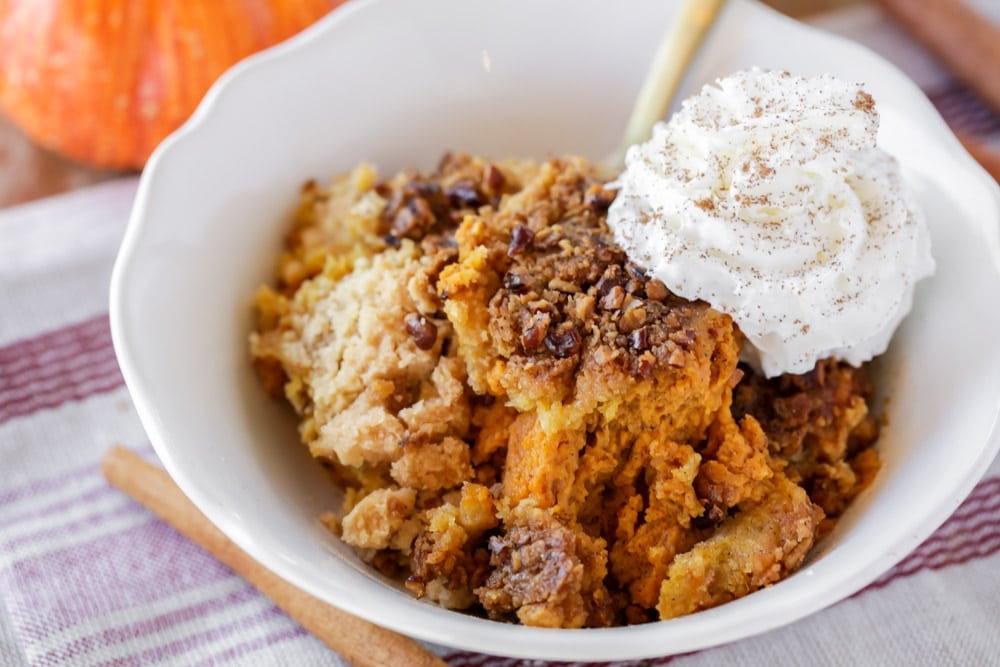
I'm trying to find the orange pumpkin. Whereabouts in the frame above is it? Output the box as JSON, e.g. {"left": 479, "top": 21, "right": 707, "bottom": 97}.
{"left": 0, "top": 0, "right": 343, "bottom": 170}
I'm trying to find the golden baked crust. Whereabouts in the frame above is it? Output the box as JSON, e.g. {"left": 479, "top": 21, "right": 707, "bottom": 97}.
{"left": 251, "top": 153, "right": 880, "bottom": 627}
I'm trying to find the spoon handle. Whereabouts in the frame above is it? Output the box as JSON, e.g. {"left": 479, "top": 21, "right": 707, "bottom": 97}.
{"left": 608, "top": 0, "right": 728, "bottom": 172}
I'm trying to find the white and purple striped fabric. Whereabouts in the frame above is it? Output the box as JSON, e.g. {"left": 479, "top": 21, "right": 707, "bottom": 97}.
{"left": 2, "top": 5, "right": 999, "bottom": 666}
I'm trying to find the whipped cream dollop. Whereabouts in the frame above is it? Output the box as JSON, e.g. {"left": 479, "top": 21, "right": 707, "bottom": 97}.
{"left": 607, "top": 69, "right": 934, "bottom": 377}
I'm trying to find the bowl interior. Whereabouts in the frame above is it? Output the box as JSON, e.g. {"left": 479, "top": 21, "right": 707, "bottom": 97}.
{"left": 111, "top": 0, "right": 1000, "bottom": 660}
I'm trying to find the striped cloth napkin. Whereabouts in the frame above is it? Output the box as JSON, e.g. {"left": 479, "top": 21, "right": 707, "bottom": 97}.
{"left": 2, "top": 5, "right": 999, "bottom": 666}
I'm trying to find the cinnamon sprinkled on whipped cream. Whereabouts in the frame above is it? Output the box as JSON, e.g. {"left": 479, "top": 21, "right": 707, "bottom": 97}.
{"left": 607, "top": 69, "right": 934, "bottom": 377}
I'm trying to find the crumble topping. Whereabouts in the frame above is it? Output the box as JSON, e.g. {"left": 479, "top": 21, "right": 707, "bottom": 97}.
{"left": 251, "top": 153, "right": 880, "bottom": 627}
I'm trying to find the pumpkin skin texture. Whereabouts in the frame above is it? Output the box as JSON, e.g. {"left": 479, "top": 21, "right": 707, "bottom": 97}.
{"left": 0, "top": 0, "right": 342, "bottom": 169}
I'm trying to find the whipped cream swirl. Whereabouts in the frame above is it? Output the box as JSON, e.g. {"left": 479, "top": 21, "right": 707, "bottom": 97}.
{"left": 607, "top": 69, "right": 934, "bottom": 377}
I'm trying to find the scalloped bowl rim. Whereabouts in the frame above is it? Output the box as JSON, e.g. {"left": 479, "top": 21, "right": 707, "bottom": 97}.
{"left": 110, "top": 0, "right": 1000, "bottom": 660}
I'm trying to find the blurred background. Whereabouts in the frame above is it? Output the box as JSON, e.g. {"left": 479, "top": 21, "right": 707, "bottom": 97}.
{"left": 0, "top": 0, "right": 996, "bottom": 208}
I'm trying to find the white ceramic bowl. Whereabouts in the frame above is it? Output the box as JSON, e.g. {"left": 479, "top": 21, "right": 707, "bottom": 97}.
{"left": 110, "top": 0, "right": 1000, "bottom": 660}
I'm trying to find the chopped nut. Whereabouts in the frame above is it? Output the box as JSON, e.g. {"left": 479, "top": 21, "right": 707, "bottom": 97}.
{"left": 420, "top": 233, "right": 457, "bottom": 255}
{"left": 693, "top": 502, "right": 727, "bottom": 529}
{"left": 645, "top": 279, "right": 668, "bottom": 301}
{"left": 574, "top": 294, "right": 596, "bottom": 321}
{"left": 520, "top": 313, "right": 551, "bottom": 352}
{"left": 667, "top": 347, "right": 686, "bottom": 367}
{"left": 670, "top": 329, "right": 696, "bottom": 350}
{"left": 485, "top": 164, "right": 506, "bottom": 192}
{"left": 507, "top": 225, "right": 535, "bottom": 257}
{"left": 813, "top": 361, "right": 827, "bottom": 387}
{"left": 548, "top": 278, "right": 581, "bottom": 293}
{"left": 622, "top": 296, "right": 642, "bottom": 312}
{"left": 625, "top": 261, "right": 647, "bottom": 280}
{"left": 544, "top": 324, "right": 582, "bottom": 358}
{"left": 446, "top": 180, "right": 483, "bottom": 207}
{"left": 636, "top": 351, "right": 656, "bottom": 377}
{"left": 595, "top": 267, "right": 624, "bottom": 296}
{"left": 503, "top": 271, "right": 527, "bottom": 293}
{"left": 584, "top": 183, "right": 615, "bottom": 211}
{"left": 411, "top": 181, "right": 444, "bottom": 199}
{"left": 593, "top": 344, "right": 616, "bottom": 365}
{"left": 391, "top": 206, "right": 417, "bottom": 237}
{"left": 435, "top": 151, "right": 455, "bottom": 173}
{"left": 618, "top": 307, "right": 646, "bottom": 333}
{"left": 392, "top": 197, "right": 435, "bottom": 238}
{"left": 629, "top": 326, "right": 650, "bottom": 352}
{"left": 404, "top": 313, "right": 438, "bottom": 350}
{"left": 600, "top": 285, "right": 625, "bottom": 310}
{"left": 521, "top": 326, "right": 546, "bottom": 352}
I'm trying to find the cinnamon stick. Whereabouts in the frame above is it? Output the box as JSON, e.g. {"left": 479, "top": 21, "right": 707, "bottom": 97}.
{"left": 101, "top": 446, "right": 447, "bottom": 667}
{"left": 877, "top": 0, "right": 1000, "bottom": 114}
{"left": 957, "top": 131, "right": 1000, "bottom": 183}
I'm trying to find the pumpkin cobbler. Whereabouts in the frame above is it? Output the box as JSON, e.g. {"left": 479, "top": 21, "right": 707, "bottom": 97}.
{"left": 250, "top": 154, "right": 881, "bottom": 627}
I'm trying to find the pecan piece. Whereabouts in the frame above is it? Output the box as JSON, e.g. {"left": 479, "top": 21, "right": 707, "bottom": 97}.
{"left": 544, "top": 324, "right": 582, "bottom": 359}
{"left": 618, "top": 307, "right": 646, "bottom": 333}
{"left": 645, "top": 278, "right": 668, "bottom": 301}
{"left": 507, "top": 225, "right": 535, "bottom": 257}
{"left": 629, "top": 326, "right": 650, "bottom": 352}
{"left": 600, "top": 285, "right": 625, "bottom": 311}
{"left": 584, "top": 183, "right": 615, "bottom": 211}
{"left": 404, "top": 313, "right": 438, "bottom": 350}
{"left": 503, "top": 271, "right": 527, "bottom": 293}
{"left": 445, "top": 180, "right": 483, "bottom": 207}
{"left": 485, "top": 164, "right": 506, "bottom": 192}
